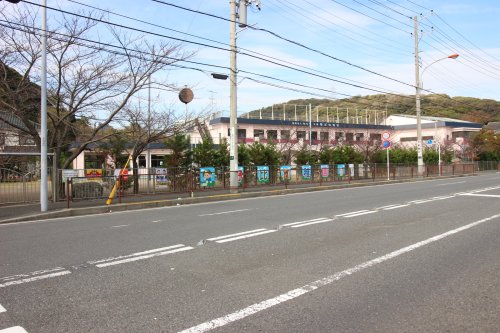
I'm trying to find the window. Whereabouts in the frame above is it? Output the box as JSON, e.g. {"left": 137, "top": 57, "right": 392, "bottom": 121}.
{"left": 369, "top": 133, "right": 381, "bottom": 143}
{"left": 346, "top": 133, "right": 354, "bottom": 142}
{"left": 281, "top": 130, "right": 290, "bottom": 140}
{"left": 355, "top": 133, "right": 364, "bottom": 141}
{"left": 267, "top": 130, "right": 277, "bottom": 141}
{"left": 335, "top": 132, "right": 344, "bottom": 141}
{"left": 311, "top": 131, "right": 318, "bottom": 141}
{"left": 320, "top": 132, "right": 329, "bottom": 142}
{"left": 0, "top": 134, "right": 5, "bottom": 147}
{"left": 297, "top": 131, "right": 306, "bottom": 140}
{"left": 254, "top": 129, "right": 265, "bottom": 139}
{"left": 237, "top": 129, "right": 246, "bottom": 139}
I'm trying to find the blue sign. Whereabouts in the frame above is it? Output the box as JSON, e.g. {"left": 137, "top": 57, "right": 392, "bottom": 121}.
{"left": 382, "top": 140, "right": 391, "bottom": 149}
{"left": 200, "top": 167, "right": 216, "bottom": 187}
{"left": 257, "top": 166, "right": 270, "bottom": 184}
{"left": 427, "top": 139, "right": 433, "bottom": 145}
{"left": 301, "top": 165, "right": 312, "bottom": 180}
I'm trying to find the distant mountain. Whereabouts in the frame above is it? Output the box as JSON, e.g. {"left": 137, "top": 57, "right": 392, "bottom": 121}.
{"left": 246, "top": 94, "right": 500, "bottom": 124}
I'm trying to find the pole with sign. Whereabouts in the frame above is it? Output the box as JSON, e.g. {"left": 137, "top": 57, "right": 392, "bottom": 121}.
{"left": 382, "top": 133, "right": 391, "bottom": 181}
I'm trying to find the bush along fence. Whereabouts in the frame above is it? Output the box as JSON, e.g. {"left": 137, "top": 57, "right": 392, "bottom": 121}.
{"left": 55, "top": 161, "right": 498, "bottom": 206}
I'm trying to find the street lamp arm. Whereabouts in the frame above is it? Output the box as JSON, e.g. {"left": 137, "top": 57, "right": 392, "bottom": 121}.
{"left": 421, "top": 54, "right": 459, "bottom": 78}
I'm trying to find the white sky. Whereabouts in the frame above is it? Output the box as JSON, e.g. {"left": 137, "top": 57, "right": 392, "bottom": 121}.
{"left": 4, "top": 0, "right": 500, "bottom": 118}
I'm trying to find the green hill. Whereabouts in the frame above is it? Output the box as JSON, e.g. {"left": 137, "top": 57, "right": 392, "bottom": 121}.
{"left": 247, "top": 94, "right": 500, "bottom": 124}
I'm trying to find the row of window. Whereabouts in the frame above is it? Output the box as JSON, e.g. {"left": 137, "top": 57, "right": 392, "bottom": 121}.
{"left": 229, "top": 129, "right": 381, "bottom": 142}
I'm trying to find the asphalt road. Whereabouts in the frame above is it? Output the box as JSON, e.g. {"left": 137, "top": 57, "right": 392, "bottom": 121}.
{"left": 0, "top": 173, "right": 499, "bottom": 332}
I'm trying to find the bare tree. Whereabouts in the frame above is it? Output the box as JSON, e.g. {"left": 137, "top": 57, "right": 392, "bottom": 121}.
{"left": 0, "top": 4, "right": 194, "bottom": 168}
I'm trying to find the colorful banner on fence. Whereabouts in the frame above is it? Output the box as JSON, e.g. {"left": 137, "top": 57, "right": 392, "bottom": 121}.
{"left": 337, "top": 164, "right": 346, "bottom": 177}
{"left": 301, "top": 165, "right": 312, "bottom": 180}
{"left": 155, "top": 168, "right": 168, "bottom": 184}
{"left": 320, "top": 164, "right": 329, "bottom": 179}
{"left": 200, "top": 167, "right": 216, "bottom": 187}
{"left": 85, "top": 169, "right": 102, "bottom": 178}
{"left": 257, "top": 166, "right": 270, "bottom": 184}
{"left": 280, "top": 165, "right": 292, "bottom": 181}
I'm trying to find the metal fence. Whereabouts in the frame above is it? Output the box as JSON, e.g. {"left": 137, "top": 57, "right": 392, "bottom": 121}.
{"left": 1, "top": 162, "right": 497, "bottom": 205}
{"left": 0, "top": 167, "right": 53, "bottom": 204}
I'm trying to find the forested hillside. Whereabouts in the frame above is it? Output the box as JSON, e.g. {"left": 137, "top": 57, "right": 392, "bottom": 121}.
{"left": 247, "top": 94, "right": 500, "bottom": 124}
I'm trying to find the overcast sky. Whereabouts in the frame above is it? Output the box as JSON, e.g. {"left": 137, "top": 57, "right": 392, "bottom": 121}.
{"left": 5, "top": 0, "right": 500, "bottom": 118}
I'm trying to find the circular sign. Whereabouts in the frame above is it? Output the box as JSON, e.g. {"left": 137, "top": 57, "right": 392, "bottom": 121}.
{"left": 382, "top": 131, "right": 390, "bottom": 140}
{"left": 178, "top": 87, "right": 194, "bottom": 104}
{"left": 382, "top": 140, "right": 391, "bottom": 149}
{"left": 427, "top": 139, "right": 433, "bottom": 145}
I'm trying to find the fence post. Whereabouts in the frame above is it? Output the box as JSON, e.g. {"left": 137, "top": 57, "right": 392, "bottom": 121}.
{"left": 66, "top": 178, "right": 71, "bottom": 209}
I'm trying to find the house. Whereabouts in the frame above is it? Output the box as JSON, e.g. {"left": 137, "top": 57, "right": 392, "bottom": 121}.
{"left": 0, "top": 111, "right": 39, "bottom": 153}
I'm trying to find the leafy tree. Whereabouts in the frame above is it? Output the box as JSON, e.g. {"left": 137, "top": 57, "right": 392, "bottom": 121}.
{"left": 247, "top": 142, "right": 281, "bottom": 166}
{"left": 295, "top": 146, "right": 318, "bottom": 165}
{"left": 472, "top": 129, "right": 500, "bottom": 161}
{"left": 164, "top": 133, "right": 192, "bottom": 168}
{"left": 192, "top": 138, "right": 215, "bottom": 167}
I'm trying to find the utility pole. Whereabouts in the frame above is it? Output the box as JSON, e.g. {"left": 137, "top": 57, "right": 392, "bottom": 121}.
{"left": 229, "top": 0, "right": 238, "bottom": 193}
{"left": 41, "top": 0, "right": 48, "bottom": 211}
{"left": 228, "top": 0, "right": 260, "bottom": 193}
{"left": 414, "top": 15, "right": 424, "bottom": 176}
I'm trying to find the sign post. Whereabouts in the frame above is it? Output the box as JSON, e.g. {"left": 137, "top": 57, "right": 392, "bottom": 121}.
{"left": 382, "top": 134, "right": 391, "bottom": 181}
{"left": 427, "top": 139, "right": 441, "bottom": 176}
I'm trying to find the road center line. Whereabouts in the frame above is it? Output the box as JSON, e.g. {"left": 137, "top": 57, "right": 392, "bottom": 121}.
{"left": 178, "top": 212, "right": 500, "bottom": 333}
{"left": 382, "top": 204, "right": 409, "bottom": 210}
{"left": 0, "top": 271, "right": 71, "bottom": 289}
{"left": 461, "top": 193, "right": 500, "bottom": 198}
{"left": 336, "top": 210, "right": 369, "bottom": 217}
{"left": 342, "top": 211, "right": 376, "bottom": 218}
{"left": 206, "top": 229, "right": 267, "bottom": 241}
{"left": 290, "top": 219, "right": 334, "bottom": 228}
{"left": 88, "top": 244, "right": 185, "bottom": 265}
{"left": 96, "top": 246, "right": 193, "bottom": 268}
{"left": 0, "top": 304, "right": 6, "bottom": 313}
{"left": 437, "top": 181, "right": 466, "bottom": 186}
{"left": 199, "top": 209, "right": 250, "bottom": 217}
{"left": 281, "top": 218, "right": 329, "bottom": 227}
{"left": 215, "top": 230, "right": 276, "bottom": 243}
{"left": 111, "top": 224, "right": 129, "bottom": 228}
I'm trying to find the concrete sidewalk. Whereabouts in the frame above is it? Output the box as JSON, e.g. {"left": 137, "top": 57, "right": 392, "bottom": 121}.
{"left": 0, "top": 174, "right": 472, "bottom": 224}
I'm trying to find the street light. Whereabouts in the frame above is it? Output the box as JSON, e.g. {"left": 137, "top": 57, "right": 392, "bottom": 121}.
{"left": 415, "top": 53, "right": 459, "bottom": 176}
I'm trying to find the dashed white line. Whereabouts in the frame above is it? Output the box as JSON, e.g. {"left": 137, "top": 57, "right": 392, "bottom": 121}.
{"left": 460, "top": 193, "right": 500, "bottom": 198}
{"left": 409, "top": 199, "right": 435, "bottom": 204}
{"left": 215, "top": 230, "right": 277, "bottom": 243}
{"left": 281, "top": 218, "right": 330, "bottom": 227}
{"left": 96, "top": 246, "right": 193, "bottom": 268}
{"left": 0, "top": 327, "right": 28, "bottom": 333}
{"left": 0, "top": 304, "right": 6, "bottom": 313}
{"left": 88, "top": 244, "right": 186, "bottom": 265}
{"left": 177, "top": 212, "right": 500, "bottom": 333}
{"left": 199, "top": 209, "right": 251, "bottom": 217}
{"left": 382, "top": 204, "right": 409, "bottom": 210}
{"left": 290, "top": 218, "right": 334, "bottom": 228}
{"left": 151, "top": 220, "right": 162, "bottom": 223}
{"left": 0, "top": 271, "right": 71, "bottom": 289}
{"left": 431, "top": 195, "right": 455, "bottom": 200}
{"left": 336, "top": 210, "right": 370, "bottom": 217}
{"left": 437, "top": 181, "right": 466, "bottom": 186}
{"left": 111, "top": 224, "right": 129, "bottom": 228}
{"left": 206, "top": 229, "right": 267, "bottom": 241}
{"left": 341, "top": 211, "right": 376, "bottom": 218}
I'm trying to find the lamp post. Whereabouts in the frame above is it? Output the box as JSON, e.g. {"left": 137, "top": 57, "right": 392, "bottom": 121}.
{"left": 414, "top": 17, "right": 459, "bottom": 176}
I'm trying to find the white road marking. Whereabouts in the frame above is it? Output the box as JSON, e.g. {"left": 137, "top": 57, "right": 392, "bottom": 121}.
{"left": 460, "top": 193, "right": 500, "bottom": 198}
{"left": 437, "top": 181, "right": 466, "bottom": 186}
{"left": 111, "top": 224, "right": 129, "bottom": 228}
{"left": 281, "top": 218, "right": 329, "bottom": 227}
{"left": 199, "top": 209, "right": 251, "bottom": 217}
{"left": 88, "top": 245, "right": 185, "bottom": 265}
{"left": 336, "top": 210, "right": 369, "bottom": 217}
{"left": 178, "top": 212, "right": 500, "bottom": 333}
{"left": 409, "top": 199, "right": 435, "bottom": 204}
{"left": 206, "top": 229, "right": 267, "bottom": 241}
{"left": 0, "top": 267, "right": 66, "bottom": 282}
{"left": 215, "top": 230, "right": 277, "bottom": 243}
{"left": 151, "top": 220, "right": 162, "bottom": 223}
{"left": 0, "top": 271, "right": 71, "bottom": 289}
{"left": 0, "top": 327, "right": 28, "bottom": 333}
{"left": 431, "top": 195, "right": 455, "bottom": 200}
{"left": 290, "top": 218, "right": 334, "bottom": 228}
{"left": 382, "top": 204, "right": 409, "bottom": 210}
{"left": 96, "top": 246, "right": 193, "bottom": 268}
{"left": 341, "top": 211, "right": 377, "bottom": 218}
{"left": 0, "top": 304, "right": 6, "bottom": 313}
